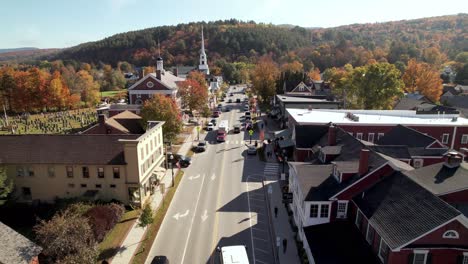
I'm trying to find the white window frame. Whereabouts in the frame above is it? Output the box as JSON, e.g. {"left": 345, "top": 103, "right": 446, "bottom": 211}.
{"left": 355, "top": 209, "right": 362, "bottom": 229}
{"left": 366, "top": 223, "right": 374, "bottom": 244}
{"left": 336, "top": 201, "right": 348, "bottom": 219}
{"left": 356, "top": 133, "right": 363, "bottom": 140}
{"left": 136, "top": 93, "right": 142, "bottom": 98}
{"left": 332, "top": 164, "right": 339, "bottom": 181}
{"left": 413, "top": 159, "right": 424, "bottom": 169}
{"left": 368, "top": 133, "right": 375, "bottom": 143}
{"left": 310, "top": 204, "right": 319, "bottom": 218}
{"left": 378, "top": 238, "right": 389, "bottom": 262}
{"left": 463, "top": 252, "right": 468, "bottom": 264}
{"left": 442, "top": 133, "right": 449, "bottom": 144}
{"left": 378, "top": 133, "right": 384, "bottom": 140}
{"left": 462, "top": 134, "right": 468, "bottom": 144}
{"left": 319, "top": 204, "right": 330, "bottom": 218}
{"left": 412, "top": 250, "right": 429, "bottom": 264}
{"left": 442, "top": 230, "right": 459, "bottom": 239}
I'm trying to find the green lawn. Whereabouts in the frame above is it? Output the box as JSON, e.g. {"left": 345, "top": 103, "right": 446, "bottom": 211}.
{"left": 98, "top": 209, "right": 140, "bottom": 262}
{"left": 131, "top": 170, "right": 185, "bottom": 264}
{"left": 101, "top": 90, "right": 127, "bottom": 97}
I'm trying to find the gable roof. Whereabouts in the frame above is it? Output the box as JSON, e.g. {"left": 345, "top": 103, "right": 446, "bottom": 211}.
{"left": 0, "top": 134, "right": 138, "bottom": 165}
{"left": 128, "top": 71, "right": 184, "bottom": 91}
{"left": 0, "top": 221, "right": 42, "bottom": 264}
{"left": 290, "top": 81, "right": 312, "bottom": 93}
{"left": 368, "top": 145, "right": 411, "bottom": 159}
{"left": 377, "top": 125, "right": 437, "bottom": 148}
{"left": 393, "top": 97, "right": 426, "bottom": 110}
{"left": 294, "top": 125, "right": 328, "bottom": 149}
{"left": 289, "top": 162, "right": 334, "bottom": 201}
{"left": 83, "top": 110, "right": 145, "bottom": 135}
{"left": 404, "top": 162, "right": 468, "bottom": 195}
{"left": 353, "top": 172, "right": 460, "bottom": 250}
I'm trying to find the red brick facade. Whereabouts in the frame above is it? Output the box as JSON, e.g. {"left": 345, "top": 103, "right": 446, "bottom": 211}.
{"left": 440, "top": 189, "right": 468, "bottom": 203}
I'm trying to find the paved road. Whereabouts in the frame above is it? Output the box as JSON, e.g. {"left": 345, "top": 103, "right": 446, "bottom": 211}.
{"left": 146, "top": 86, "right": 275, "bottom": 264}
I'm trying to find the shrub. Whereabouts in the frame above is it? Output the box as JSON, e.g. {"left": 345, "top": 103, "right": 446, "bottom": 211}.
{"left": 138, "top": 204, "right": 153, "bottom": 227}
{"left": 85, "top": 203, "right": 125, "bottom": 242}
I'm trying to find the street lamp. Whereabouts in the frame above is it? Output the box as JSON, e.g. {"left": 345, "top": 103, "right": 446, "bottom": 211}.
{"left": 169, "top": 154, "right": 175, "bottom": 187}
{"left": 282, "top": 149, "right": 287, "bottom": 174}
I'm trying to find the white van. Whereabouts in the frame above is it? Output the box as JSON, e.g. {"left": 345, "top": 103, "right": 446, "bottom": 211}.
{"left": 218, "top": 245, "right": 249, "bottom": 264}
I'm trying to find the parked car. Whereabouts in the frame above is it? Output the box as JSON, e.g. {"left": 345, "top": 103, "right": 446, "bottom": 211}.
{"left": 218, "top": 104, "right": 223, "bottom": 108}
{"left": 233, "top": 125, "right": 241, "bottom": 133}
{"left": 247, "top": 146, "right": 257, "bottom": 155}
{"left": 220, "top": 97, "right": 225, "bottom": 102}
{"left": 210, "top": 119, "right": 217, "bottom": 125}
{"left": 224, "top": 106, "right": 230, "bottom": 112}
{"left": 167, "top": 153, "right": 191, "bottom": 168}
{"left": 244, "top": 105, "right": 249, "bottom": 111}
{"left": 228, "top": 99, "right": 233, "bottom": 103}
{"left": 151, "top": 256, "right": 169, "bottom": 264}
{"left": 207, "top": 122, "right": 215, "bottom": 131}
{"left": 236, "top": 98, "right": 241, "bottom": 103}
{"left": 245, "top": 111, "right": 251, "bottom": 117}
{"left": 194, "top": 141, "right": 207, "bottom": 152}
{"left": 212, "top": 111, "right": 220, "bottom": 118}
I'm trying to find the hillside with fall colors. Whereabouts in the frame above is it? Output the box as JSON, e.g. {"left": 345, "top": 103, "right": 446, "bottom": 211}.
{"left": 40, "top": 14, "right": 467, "bottom": 71}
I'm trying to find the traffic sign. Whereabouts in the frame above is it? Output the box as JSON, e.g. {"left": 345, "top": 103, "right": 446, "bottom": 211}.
{"left": 248, "top": 129, "right": 254, "bottom": 135}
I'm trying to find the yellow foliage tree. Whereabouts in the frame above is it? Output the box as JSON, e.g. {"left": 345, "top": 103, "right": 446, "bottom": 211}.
{"left": 403, "top": 59, "right": 443, "bottom": 102}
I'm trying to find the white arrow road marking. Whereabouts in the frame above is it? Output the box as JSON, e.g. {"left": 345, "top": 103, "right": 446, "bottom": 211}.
{"left": 173, "top": 209, "right": 190, "bottom": 220}
{"left": 188, "top": 174, "right": 200, "bottom": 180}
{"left": 201, "top": 210, "right": 208, "bottom": 222}
{"left": 211, "top": 173, "right": 216, "bottom": 180}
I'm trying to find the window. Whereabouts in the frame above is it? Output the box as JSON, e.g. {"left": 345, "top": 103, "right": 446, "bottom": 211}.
{"left": 146, "top": 81, "right": 154, "bottom": 88}
{"left": 366, "top": 224, "right": 375, "bottom": 244}
{"left": 16, "top": 166, "right": 24, "bottom": 177}
{"left": 332, "top": 165, "right": 339, "bottom": 180}
{"left": 48, "top": 166, "right": 55, "bottom": 177}
{"left": 463, "top": 254, "right": 468, "bottom": 264}
{"left": 462, "top": 134, "right": 468, "bottom": 144}
{"left": 136, "top": 93, "right": 142, "bottom": 98}
{"left": 442, "top": 230, "right": 459, "bottom": 239}
{"left": 141, "top": 148, "right": 144, "bottom": 159}
{"left": 82, "top": 167, "right": 89, "bottom": 178}
{"left": 368, "top": 133, "right": 375, "bottom": 143}
{"left": 66, "top": 166, "right": 73, "bottom": 178}
{"left": 442, "top": 133, "right": 449, "bottom": 144}
{"left": 336, "top": 201, "right": 348, "bottom": 219}
{"left": 378, "top": 238, "right": 389, "bottom": 262}
{"left": 320, "top": 204, "right": 329, "bottom": 218}
{"left": 412, "top": 250, "right": 428, "bottom": 264}
{"left": 356, "top": 133, "right": 363, "bottom": 140}
{"left": 95, "top": 184, "right": 102, "bottom": 189}
{"left": 310, "top": 204, "right": 319, "bottom": 218}
{"left": 97, "top": 167, "right": 104, "bottom": 178}
{"left": 113, "top": 167, "right": 120, "bottom": 178}
{"left": 355, "top": 210, "right": 363, "bottom": 230}
{"left": 378, "top": 133, "right": 384, "bottom": 140}
{"left": 28, "top": 167, "right": 34, "bottom": 177}
{"left": 80, "top": 184, "right": 87, "bottom": 188}
{"left": 110, "top": 184, "right": 116, "bottom": 188}
{"left": 146, "top": 144, "right": 149, "bottom": 155}
{"left": 68, "top": 183, "right": 75, "bottom": 188}
{"left": 413, "top": 159, "right": 424, "bottom": 169}
{"left": 22, "top": 187, "right": 31, "bottom": 197}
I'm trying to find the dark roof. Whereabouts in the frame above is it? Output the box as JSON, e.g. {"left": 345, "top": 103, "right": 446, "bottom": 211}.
{"left": 393, "top": 97, "right": 426, "bottom": 110}
{"left": 353, "top": 172, "right": 460, "bottom": 250}
{"left": 304, "top": 222, "right": 379, "bottom": 264}
{"left": 408, "top": 147, "right": 447, "bottom": 157}
{"left": 0, "top": 134, "right": 138, "bottom": 165}
{"left": 290, "top": 163, "right": 333, "bottom": 201}
{"left": 404, "top": 162, "right": 468, "bottom": 195}
{"left": 273, "top": 128, "right": 292, "bottom": 139}
{"left": 368, "top": 145, "right": 411, "bottom": 159}
{"left": 294, "top": 125, "right": 328, "bottom": 149}
{"left": 333, "top": 161, "right": 359, "bottom": 173}
{"left": 377, "top": 125, "right": 436, "bottom": 148}
{"left": 0, "top": 221, "right": 42, "bottom": 264}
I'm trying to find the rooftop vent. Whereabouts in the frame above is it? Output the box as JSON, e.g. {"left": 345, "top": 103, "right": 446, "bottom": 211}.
{"left": 452, "top": 116, "right": 458, "bottom": 122}
{"left": 345, "top": 112, "right": 359, "bottom": 122}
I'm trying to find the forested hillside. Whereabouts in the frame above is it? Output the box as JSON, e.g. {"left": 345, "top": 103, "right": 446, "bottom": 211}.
{"left": 46, "top": 14, "right": 467, "bottom": 70}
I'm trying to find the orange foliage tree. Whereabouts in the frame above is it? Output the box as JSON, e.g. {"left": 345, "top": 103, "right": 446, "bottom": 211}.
{"left": 402, "top": 59, "right": 443, "bottom": 102}
{"left": 178, "top": 79, "right": 208, "bottom": 112}
{"left": 308, "top": 68, "right": 321, "bottom": 81}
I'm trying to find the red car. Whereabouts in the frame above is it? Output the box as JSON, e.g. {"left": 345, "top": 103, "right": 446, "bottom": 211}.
{"left": 212, "top": 111, "right": 220, "bottom": 117}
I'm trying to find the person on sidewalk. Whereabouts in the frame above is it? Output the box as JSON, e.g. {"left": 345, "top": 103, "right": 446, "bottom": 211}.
{"left": 274, "top": 206, "right": 278, "bottom": 218}
{"left": 282, "top": 238, "right": 288, "bottom": 253}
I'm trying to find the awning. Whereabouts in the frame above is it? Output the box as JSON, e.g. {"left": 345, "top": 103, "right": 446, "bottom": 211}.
{"left": 274, "top": 128, "right": 292, "bottom": 139}
{"left": 278, "top": 139, "right": 295, "bottom": 149}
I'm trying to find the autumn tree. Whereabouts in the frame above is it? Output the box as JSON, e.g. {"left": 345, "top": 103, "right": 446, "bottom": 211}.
{"left": 76, "top": 70, "right": 100, "bottom": 107}
{"left": 281, "top": 61, "right": 303, "bottom": 73}
{"left": 0, "top": 67, "right": 16, "bottom": 111}
{"left": 403, "top": 59, "right": 443, "bottom": 102}
{"left": 178, "top": 79, "right": 208, "bottom": 112}
{"left": 143, "top": 66, "right": 155, "bottom": 76}
{"left": 34, "top": 208, "right": 98, "bottom": 264}
{"left": 187, "top": 71, "right": 208, "bottom": 90}
{"left": 0, "top": 166, "right": 13, "bottom": 205}
{"left": 308, "top": 68, "right": 321, "bottom": 81}
{"left": 141, "top": 94, "right": 182, "bottom": 142}
{"left": 252, "top": 57, "right": 279, "bottom": 106}
{"left": 455, "top": 64, "right": 468, "bottom": 85}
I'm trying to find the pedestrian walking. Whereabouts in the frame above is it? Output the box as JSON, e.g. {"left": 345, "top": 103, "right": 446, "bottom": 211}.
{"left": 274, "top": 206, "right": 278, "bottom": 218}
{"left": 282, "top": 238, "right": 288, "bottom": 253}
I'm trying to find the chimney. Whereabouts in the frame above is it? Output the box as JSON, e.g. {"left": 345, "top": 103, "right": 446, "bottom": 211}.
{"left": 174, "top": 67, "right": 179, "bottom": 77}
{"left": 444, "top": 151, "right": 463, "bottom": 168}
{"left": 156, "top": 70, "right": 162, "bottom": 80}
{"left": 98, "top": 114, "right": 106, "bottom": 125}
{"left": 138, "top": 68, "right": 144, "bottom": 80}
{"left": 328, "top": 125, "right": 336, "bottom": 146}
{"left": 358, "top": 149, "right": 370, "bottom": 176}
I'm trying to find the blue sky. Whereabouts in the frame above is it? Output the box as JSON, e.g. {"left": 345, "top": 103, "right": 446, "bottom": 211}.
{"left": 1, "top": 0, "right": 466, "bottom": 49}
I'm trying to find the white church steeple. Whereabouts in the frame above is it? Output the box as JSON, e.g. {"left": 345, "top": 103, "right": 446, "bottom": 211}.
{"left": 198, "top": 25, "right": 210, "bottom": 75}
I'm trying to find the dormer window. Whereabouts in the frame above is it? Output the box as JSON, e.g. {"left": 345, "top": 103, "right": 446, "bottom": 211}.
{"left": 318, "top": 150, "right": 325, "bottom": 163}
{"left": 332, "top": 164, "right": 340, "bottom": 182}
{"left": 442, "top": 230, "right": 459, "bottom": 239}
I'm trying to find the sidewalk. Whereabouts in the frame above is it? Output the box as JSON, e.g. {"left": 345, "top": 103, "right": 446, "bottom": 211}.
{"left": 261, "top": 115, "right": 301, "bottom": 264}
{"left": 110, "top": 127, "right": 198, "bottom": 264}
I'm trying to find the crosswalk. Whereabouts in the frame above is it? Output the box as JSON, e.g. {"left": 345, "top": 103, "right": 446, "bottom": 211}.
{"left": 264, "top": 163, "right": 279, "bottom": 179}
{"left": 207, "top": 140, "right": 256, "bottom": 145}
